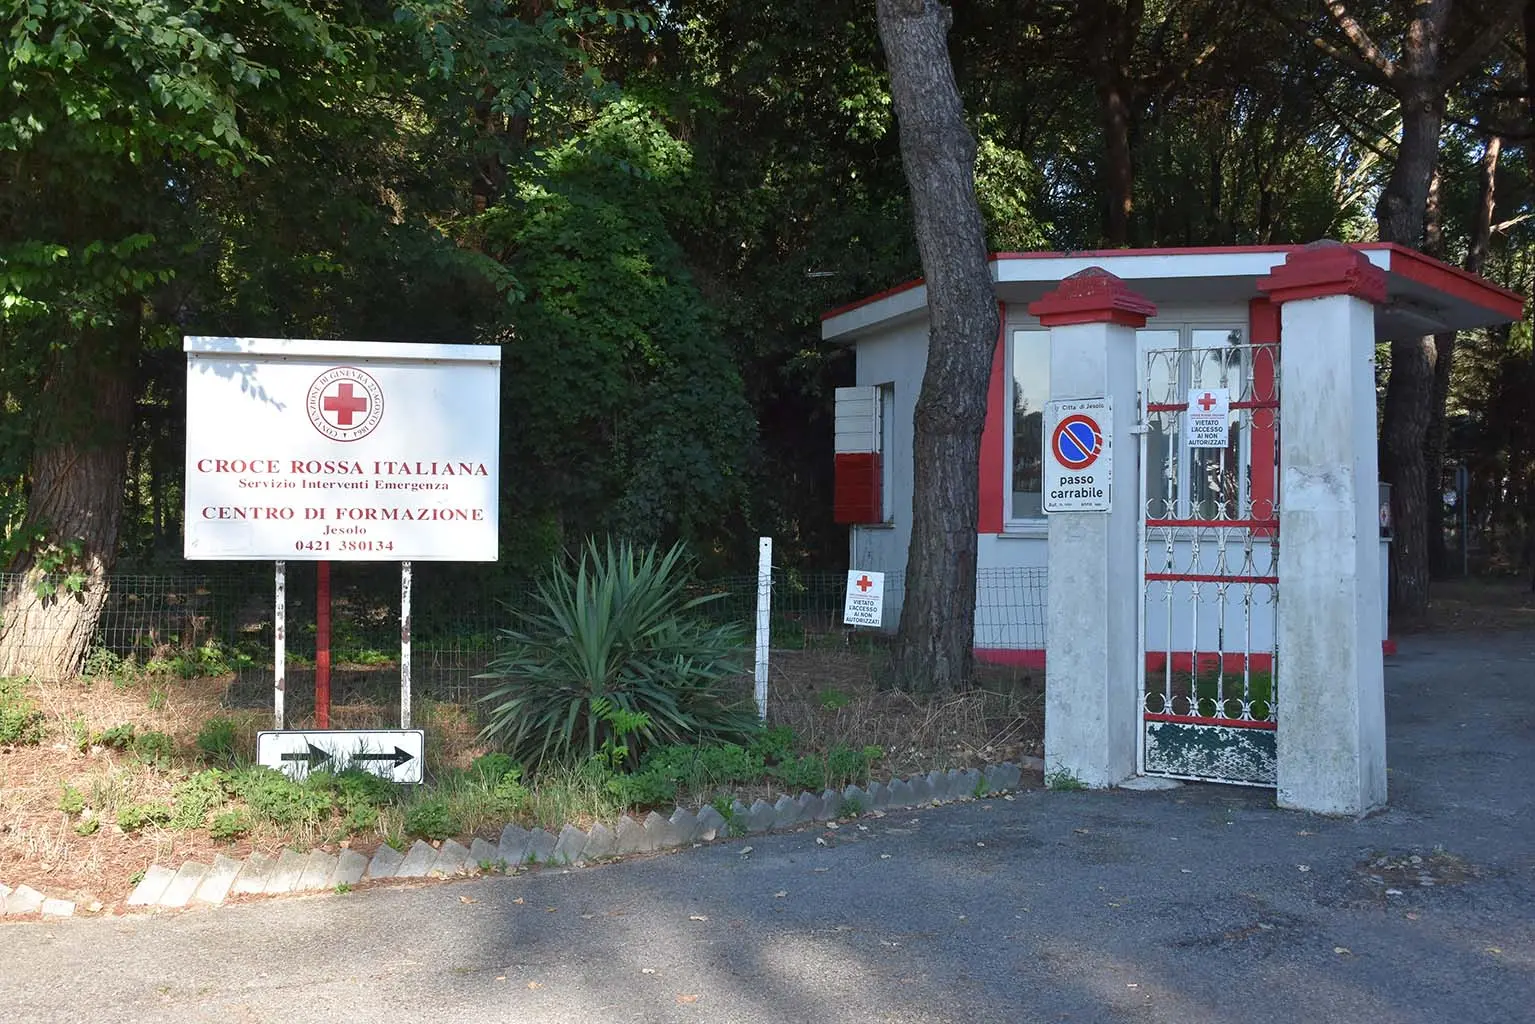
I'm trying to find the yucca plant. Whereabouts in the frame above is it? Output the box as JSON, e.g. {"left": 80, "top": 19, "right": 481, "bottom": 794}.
{"left": 476, "top": 539, "right": 759, "bottom": 767}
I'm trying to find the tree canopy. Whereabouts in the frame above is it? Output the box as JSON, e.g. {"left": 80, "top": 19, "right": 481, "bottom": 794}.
{"left": 4, "top": 0, "right": 1535, "bottom": 676}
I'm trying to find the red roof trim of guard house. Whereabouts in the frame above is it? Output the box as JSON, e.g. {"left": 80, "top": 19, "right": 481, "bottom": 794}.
{"left": 820, "top": 243, "right": 1525, "bottom": 323}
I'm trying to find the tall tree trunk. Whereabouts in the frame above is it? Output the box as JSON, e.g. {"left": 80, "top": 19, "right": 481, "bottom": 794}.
{"left": 875, "top": 0, "right": 1000, "bottom": 695}
{"left": 1094, "top": 0, "right": 1141, "bottom": 246}
{"left": 0, "top": 322, "right": 137, "bottom": 680}
{"left": 1426, "top": 135, "right": 1501, "bottom": 576}
{"left": 1377, "top": 55, "right": 1448, "bottom": 621}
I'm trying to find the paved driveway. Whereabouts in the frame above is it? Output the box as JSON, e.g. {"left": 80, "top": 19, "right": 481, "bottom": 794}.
{"left": 2, "top": 632, "right": 1532, "bottom": 1024}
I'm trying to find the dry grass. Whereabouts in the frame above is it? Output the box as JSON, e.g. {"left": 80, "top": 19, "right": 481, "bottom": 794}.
{"left": 0, "top": 645, "right": 1044, "bottom": 910}
{"left": 764, "top": 648, "right": 1044, "bottom": 777}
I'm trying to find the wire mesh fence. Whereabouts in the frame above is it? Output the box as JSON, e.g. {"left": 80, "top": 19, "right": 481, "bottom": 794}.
{"left": 1, "top": 563, "right": 1048, "bottom": 712}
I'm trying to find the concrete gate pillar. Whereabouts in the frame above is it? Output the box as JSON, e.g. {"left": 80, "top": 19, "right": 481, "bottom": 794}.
{"left": 1257, "top": 244, "right": 1388, "bottom": 815}
{"left": 1029, "top": 270, "right": 1154, "bottom": 788}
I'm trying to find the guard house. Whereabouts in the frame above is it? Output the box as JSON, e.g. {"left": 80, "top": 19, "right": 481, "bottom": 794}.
{"left": 824, "top": 244, "right": 1523, "bottom": 811}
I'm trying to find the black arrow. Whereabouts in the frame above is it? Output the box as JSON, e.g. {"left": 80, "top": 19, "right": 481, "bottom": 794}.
{"left": 280, "top": 742, "right": 332, "bottom": 770}
{"left": 348, "top": 746, "right": 414, "bottom": 768}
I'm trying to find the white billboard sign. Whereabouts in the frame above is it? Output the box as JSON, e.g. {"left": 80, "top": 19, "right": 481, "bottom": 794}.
{"left": 184, "top": 337, "right": 500, "bottom": 561}
{"left": 1043, "top": 398, "right": 1112, "bottom": 513}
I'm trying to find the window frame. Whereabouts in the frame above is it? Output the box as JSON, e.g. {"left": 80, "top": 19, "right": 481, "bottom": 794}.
{"left": 1003, "top": 326, "right": 1051, "bottom": 530}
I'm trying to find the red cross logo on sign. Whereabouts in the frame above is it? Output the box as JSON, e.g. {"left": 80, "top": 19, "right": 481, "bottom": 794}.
{"left": 1197, "top": 392, "right": 1218, "bottom": 411}
{"left": 856, "top": 574, "right": 873, "bottom": 592}
{"left": 307, "top": 367, "right": 385, "bottom": 441}
{"left": 323, "top": 382, "right": 370, "bottom": 426}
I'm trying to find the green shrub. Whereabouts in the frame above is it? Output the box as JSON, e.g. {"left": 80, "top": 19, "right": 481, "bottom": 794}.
{"left": 209, "top": 810, "right": 251, "bottom": 841}
{"left": 471, "top": 752, "right": 517, "bottom": 783}
{"left": 0, "top": 679, "right": 45, "bottom": 745}
{"left": 117, "top": 801, "right": 173, "bottom": 831}
{"left": 195, "top": 717, "right": 241, "bottom": 765}
{"left": 133, "top": 730, "right": 176, "bottom": 769}
{"left": 228, "top": 766, "right": 330, "bottom": 827}
{"left": 58, "top": 783, "right": 85, "bottom": 815}
{"left": 402, "top": 797, "right": 458, "bottom": 841}
{"left": 491, "top": 766, "right": 531, "bottom": 813}
{"left": 748, "top": 725, "right": 798, "bottom": 765}
{"left": 96, "top": 722, "right": 136, "bottom": 750}
{"left": 770, "top": 754, "right": 825, "bottom": 793}
{"left": 608, "top": 767, "right": 677, "bottom": 807}
{"left": 170, "top": 771, "right": 227, "bottom": 830}
{"left": 477, "top": 539, "right": 758, "bottom": 767}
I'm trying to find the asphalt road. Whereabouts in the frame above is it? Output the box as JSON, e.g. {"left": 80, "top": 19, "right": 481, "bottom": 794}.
{"left": 2, "top": 632, "right": 1532, "bottom": 1024}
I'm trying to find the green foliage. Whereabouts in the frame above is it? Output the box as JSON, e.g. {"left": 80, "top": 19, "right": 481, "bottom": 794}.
{"left": 747, "top": 725, "right": 799, "bottom": 765}
{"left": 146, "top": 639, "right": 250, "bottom": 679}
{"left": 402, "top": 797, "right": 458, "bottom": 842}
{"left": 824, "top": 743, "right": 873, "bottom": 787}
{"left": 133, "top": 730, "right": 175, "bottom": 769}
{"left": 209, "top": 809, "right": 251, "bottom": 841}
{"left": 818, "top": 689, "right": 852, "bottom": 712}
{"left": 491, "top": 98, "right": 757, "bottom": 546}
{"left": 491, "top": 767, "right": 531, "bottom": 813}
{"left": 471, "top": 752, "right": 517, "bottom": 784}
{"left": 478, "top": 539, "right": 757, "bottom": 767}
{"left": 116, "top": 801, "right": 172, "bottom": 831}
{"left": 0, "top": 678, "right": 44, "bottom": 745}
{"left": 170, "top": 771, "right": 227, "bottom": 830}
{"left": 195, "top": 717, "right": 241, "bottom": 766}
{"left": 769, "top": 755, "right": 825, "bottom": 794}
{"left": 1045, "top": 769, "right": 1087, "bottom": 792}
{"left": 73, "top": 816, "right": 100, "bottom": 836}
{"left": 95, "top": 722, "right": 136, "bottom": 750}
{"left": 64, "top": 715, "right": 90, "bottom": 752}
{"left": 227, "top": 767, "right": 330, "bottom": 828}
{"left": 58, "top": 783, "right": 85, "bottom": 815}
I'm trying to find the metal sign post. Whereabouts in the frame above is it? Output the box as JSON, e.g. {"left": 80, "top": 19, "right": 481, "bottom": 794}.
{"left": 752, "top": 540, "right": 770, "bottom": 721}
{"left": 401, "top": 561, "right": 413, "bottom": 729}
{"left": 316, "top": 560, "right": 332, "bottom": 728}
{"left": 274, "top": 561, "right": 286, "bottom": 730}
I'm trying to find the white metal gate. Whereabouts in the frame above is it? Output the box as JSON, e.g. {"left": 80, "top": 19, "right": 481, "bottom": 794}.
{"left": 1137, "top": 333, "right": 1280, "bottom": 786}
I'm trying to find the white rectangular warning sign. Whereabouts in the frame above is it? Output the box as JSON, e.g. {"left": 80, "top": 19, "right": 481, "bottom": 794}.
{"left": 1043, "top": 398, "right": 1112, "bottom": 513}
{"left": 843, "top": 570, "right": 885, "bottom": 627}
{"left": 1185, "top": 387, "right": 1230, "bottom": 449}
{"left": 257, "top": 729, "right": 425, "bottom": 784}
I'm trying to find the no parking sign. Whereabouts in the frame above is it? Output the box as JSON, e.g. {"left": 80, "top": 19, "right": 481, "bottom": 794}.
{"left": 1043, "top": 398, "right": 1112, "bottom": 513}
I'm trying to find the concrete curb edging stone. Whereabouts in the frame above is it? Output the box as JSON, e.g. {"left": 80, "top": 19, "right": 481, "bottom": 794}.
{"left": 113, "top": 759, "right": 1037, "bottom": 913}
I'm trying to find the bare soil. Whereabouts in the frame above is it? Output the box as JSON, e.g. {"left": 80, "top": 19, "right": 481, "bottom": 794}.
{"left": 1411, "top": 575, "right": 1535, "bottom": 633}
{"left": 0, "top": 647, "right": 1044, "bottom": 912}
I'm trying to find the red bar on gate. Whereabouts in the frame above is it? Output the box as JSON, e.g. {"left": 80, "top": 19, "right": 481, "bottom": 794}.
{"left": 1144, "top": 518, "right": 1281, "bottom": 530}
{"left": 1145, "top": 400, "right": 1281, "bottom": 413}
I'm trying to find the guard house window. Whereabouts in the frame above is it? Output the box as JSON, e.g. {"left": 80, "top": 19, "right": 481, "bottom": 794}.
{"left": 1008, "top": 329, "right": 1050, "bottom": 521}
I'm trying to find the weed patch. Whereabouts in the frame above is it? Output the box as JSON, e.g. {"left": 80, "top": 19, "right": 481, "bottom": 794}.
{"left": 0, "top": 679, "right": 45, "bottom": 745}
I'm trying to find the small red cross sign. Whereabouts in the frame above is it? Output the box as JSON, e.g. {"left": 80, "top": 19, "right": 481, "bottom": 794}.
{"left": 856, "top": 574, "right": 873, "bottom": 592}
{"left": 324, "top": 382, "right": 369, "bottom": 426}
{"left": 1197, "top": 392, "right": 1217, "bottom": 411}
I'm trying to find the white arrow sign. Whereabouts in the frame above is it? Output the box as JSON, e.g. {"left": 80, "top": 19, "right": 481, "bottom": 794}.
{"left": 257, "top": 730, "right": 425, "bottom": 784}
